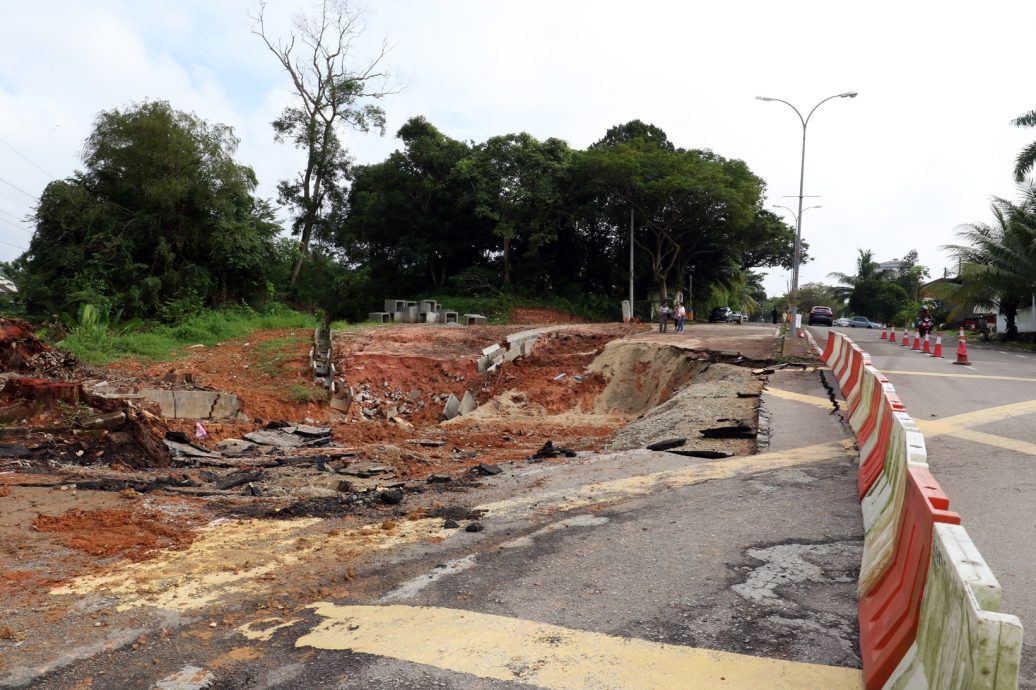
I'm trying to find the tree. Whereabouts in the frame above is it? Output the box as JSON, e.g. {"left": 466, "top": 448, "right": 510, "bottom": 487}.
{"left": 1011, "top": 109, "right": 1036, "bottom": 183}
{"left": 253, "top": 0, "right": 394, "bottom": 287}
{"left": 828, "top": 249, "right": 908, "bottom": 321}
{"left": 942, "top": 186, "right": 1036, "bottom": 339}
{"left": 19, "top": 101, "right": 280, "bottom": 321}
{"left": 461, "top": 133, "right": 572, "bottom": 285}
{"left": 336, "top": 117, "right": 488, "bottom": 295}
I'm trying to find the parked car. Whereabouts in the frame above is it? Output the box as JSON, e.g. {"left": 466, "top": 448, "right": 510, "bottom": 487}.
{"left": 833, "top": 317, "right": 850, "bottom": 327}
{"left": 729, "top": 311, "right": 745, "bottom": 324}
{"left": 709, "top": 306, "right": 733, "bottom": 323}
{"left": 847, "top": 316, "right": 882, "bottom": 329}
{"left": 807, "top": 305, "right": 834, "bottom": 326}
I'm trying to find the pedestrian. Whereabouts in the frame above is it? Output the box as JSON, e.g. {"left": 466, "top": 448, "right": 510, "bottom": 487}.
{"left": 658, "top": 303, "right": 671, "bottom": 333}
{"left": 674, "top": 302, "right": 687, "bottom": 332}
{"left": 771, "top": 305, "right": 778, "bottom": 324}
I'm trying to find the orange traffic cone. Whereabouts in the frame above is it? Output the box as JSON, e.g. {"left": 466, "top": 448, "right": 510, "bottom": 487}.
{"left": 901, "top": 327, "right": 910, "bottom": 346}
{"left": 912, "top": 331, "right": 921, "bottom": 350}
{"left": 880, "top": 325, "right": 888, "bottom": 340}
{"left": 922, "top": 333, "right": 931, "bottom": 354}
{"left": 931, "top": 332, "right": 943, "bottom": 358}
{"left": 953, "top": 327, "right": 971, "bottom": 365}
{"left": 889, "top": 328, "right": 897, "bottom": 343}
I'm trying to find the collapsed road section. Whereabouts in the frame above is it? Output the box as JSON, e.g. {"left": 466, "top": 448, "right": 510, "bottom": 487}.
{"left": 0, "top": 320, "right": 813, "bottom": 687}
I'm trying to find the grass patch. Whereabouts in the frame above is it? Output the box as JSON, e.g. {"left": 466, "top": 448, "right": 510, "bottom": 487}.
{"left": 289, "top": 383, "right": 330, "bottom": 403}
{"left": 60, "top": 304, "right": 316, "bottom": 365}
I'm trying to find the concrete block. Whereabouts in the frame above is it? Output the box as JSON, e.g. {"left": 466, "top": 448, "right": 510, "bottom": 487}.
{"left": 420, "top": 300, "right": 438, "bottom": 313}
{"left": 404, "top": 305, "right": 418, "bottom": 323}
{"left": 443, "top": 311, "right": 458, "bottom": 324}
{"left": 142, "top": 389, "right": 176, "bottom": 417}
{"left": 173, "top": 391, "right": 240, "bottom": 419}
{"left": 463, "top": 314, "right": 488, "bottom": 326}
{"left": 482, "top": 343, "right": 504, "bottom": 358}
{"left": 476, "top": 355, "right": 490, "bottom": 373}
{"left": 210, "top": 394, "right": 241, "bottom": 419}
{"left": 458, "top": 390, "right": 477, "bottom": 416}
{"left": 392, "top": 311, "right": 403, "bottom": 322}
{"left": 384, "top": 299, "right": 405, "bottom": 313}
{"left": 368, "top": 312, "right": 391, "bottom": 323}
{"left": 442, "top": 393, "right": 461, "bottom": 420}
{"left": 622, "top": 300, "right": 632, "bottom": 322}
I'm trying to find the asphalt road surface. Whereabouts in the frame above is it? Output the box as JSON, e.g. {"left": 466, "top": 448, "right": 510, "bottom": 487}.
{"left": 810, "top": 325, "right": 1036, "bottom": 688}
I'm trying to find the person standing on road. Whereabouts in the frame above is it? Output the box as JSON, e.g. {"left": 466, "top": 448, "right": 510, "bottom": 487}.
{"left": 658, "top": 303, "right": 671, "bottom": 333}
{"left": 771, "top": 305, "right": 778, "bottom": 324}
{"left": 674, "top": 303, "right": 686, "bottom": 332}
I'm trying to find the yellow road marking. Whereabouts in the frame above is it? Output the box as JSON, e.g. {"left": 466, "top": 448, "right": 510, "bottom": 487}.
{"left": 882, "top": 369, "right": 1036, "bottom": 383}
{"left": 477, "top": 440, "right": 854, "bottom": 518}
{"left": 765, "top": 387, "right": 839, "bottom": 409}
{"left": 297, "top": 603, "right": 863, "bottom": 690}
{"left": 921, "top": 398, "right": 1036, "bottom": 430}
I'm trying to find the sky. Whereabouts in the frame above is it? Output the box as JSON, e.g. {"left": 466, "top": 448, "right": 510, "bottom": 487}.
{"left": 2, "top": 0, "right": 1036, "bottom": 298}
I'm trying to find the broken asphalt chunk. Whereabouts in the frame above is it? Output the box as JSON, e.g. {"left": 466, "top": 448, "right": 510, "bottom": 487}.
{"left": 646, "top": 438, "right": 686, "bottom": 452}
{"left": 700, "top": 425, "right": 758, "bottom": 439}
{"left": 667, "top": 450, "right": 734, "bottom": 459}
{"left": 408, "top": 439, "right": 445, "bottom": 448}
{"left": 465, "top": 522, "right": 484, "bottom": 532}
{"left": 474, "top": 463, "right": 502, "bottom": 476}
{"left": 216, "top": 438, "right": 256, "bottom": 457}
{"left": 163, "top": 439, "right": 221, "bottom": 459}
{"left": 243, "top": 430, "right": 305, "bottom": 448}
{"left": 293, "top": 424, "right": 332, "bottom": 438}
{"left": 736, "top": 392, "right": 761, "bottom": 398}
{"left": 379, "top": 488, "right": 404, "bottom": 505}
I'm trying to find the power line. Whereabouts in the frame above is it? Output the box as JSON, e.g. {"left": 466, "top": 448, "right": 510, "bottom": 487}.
{"left": 0, "top": 208, "right": 29, "bottom": 224}
{"left": 0, "top": 176, "right": 38, "bottom": 201}
{"left": 0, "top": 137, "right": 56, "bottom": 179}
{"left": 0, "top": 217, "right": 31, "bottom": 234}
{"left": 0, "top": 236, "right": 27, "bottom": 251}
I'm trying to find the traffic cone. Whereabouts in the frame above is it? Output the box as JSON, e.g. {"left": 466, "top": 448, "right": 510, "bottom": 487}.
{"left": 889, "top": 328, "right": 897, "bottom": 343}
{"left": 931, "top": 332, "right": 943, "bottom": 358}
{"left": 901, "top": 327, "right": 911, "bottom": 346}
{"left": 912, "top": 331, "right": 921, "bottom": 350}
{"left": 880, "top": 325, "right": 888, "bottom": 340}
{"left": 953, "top": 327, "right": 971, "bottom": 365}
{"left": 922, "top": 333, "right": 931, "bottom": 354}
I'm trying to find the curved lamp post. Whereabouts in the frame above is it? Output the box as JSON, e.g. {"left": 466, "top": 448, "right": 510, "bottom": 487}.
{"left": 756, "top": 91, "right": 857, "bottom": 337}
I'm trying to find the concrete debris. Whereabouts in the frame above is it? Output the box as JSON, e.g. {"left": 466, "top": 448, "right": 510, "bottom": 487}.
{"left": 80, "top": 411, "right": 127, "bottom": 431}
{"left": 442, "top": 393, "right": 462, "bottom": 420}
{"left": 474, "top": 463, "right": 502, "bottom": 476}
{"left": 408, "top": 439, "right": 445, "bottom": 447}
{"left": 458, "top": 391, "right": 477, "bottom": 416}
{"left": 465, "top": 522, "right": 484, "bottom": 532}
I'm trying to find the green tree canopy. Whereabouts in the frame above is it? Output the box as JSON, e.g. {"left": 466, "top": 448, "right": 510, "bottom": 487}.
{"left": 942, "top": 185, "right": 1036, "bottom": 339}
{"left": 16, "top": 101, "right": 280, "bottom": 321}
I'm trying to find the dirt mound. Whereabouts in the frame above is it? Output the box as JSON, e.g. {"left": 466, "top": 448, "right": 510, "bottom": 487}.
{"left": 32, "top": 506, "right": 198, "bottom": 561}
{"left": 588, "top": 341, "right": 707, "bottom": 416}
{"left": 510, "top": 307, "right": 588, "bottom": 324}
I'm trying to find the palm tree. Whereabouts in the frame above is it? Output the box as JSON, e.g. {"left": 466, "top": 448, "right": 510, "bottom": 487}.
{"left": 827, "top": 249, "right": 893, "bottom": 308}
{"left": 942, "top": 185, "right": 1036, "bottom": 339}
{"left": 1011, "top": 109, "right": 1036, "bottom": 182}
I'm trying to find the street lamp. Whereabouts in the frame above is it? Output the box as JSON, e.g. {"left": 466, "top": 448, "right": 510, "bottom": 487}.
{"left": 756, "top": 91, "right": 857, "bottom": 337}
{"left": 772, "top": 204, "right": 821, "bottom": 225}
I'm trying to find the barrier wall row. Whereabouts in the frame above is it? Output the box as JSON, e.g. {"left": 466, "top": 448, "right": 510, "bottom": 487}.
{"left": 820, "top": 331, "right": 1023, "bottom": 690}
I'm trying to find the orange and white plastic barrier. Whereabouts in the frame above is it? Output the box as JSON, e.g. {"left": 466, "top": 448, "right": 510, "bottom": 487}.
{"left": 818, "top": 331, "right": 1021, "bottom": 689}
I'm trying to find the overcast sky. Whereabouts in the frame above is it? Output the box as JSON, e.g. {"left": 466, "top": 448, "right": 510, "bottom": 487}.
{"left": 3, "top": 0, "right": 1035, "bottom": 298}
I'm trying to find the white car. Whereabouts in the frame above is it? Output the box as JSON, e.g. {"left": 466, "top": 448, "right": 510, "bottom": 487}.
{"left": 833, "top": 317, "right": 850, "bottom": 327}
